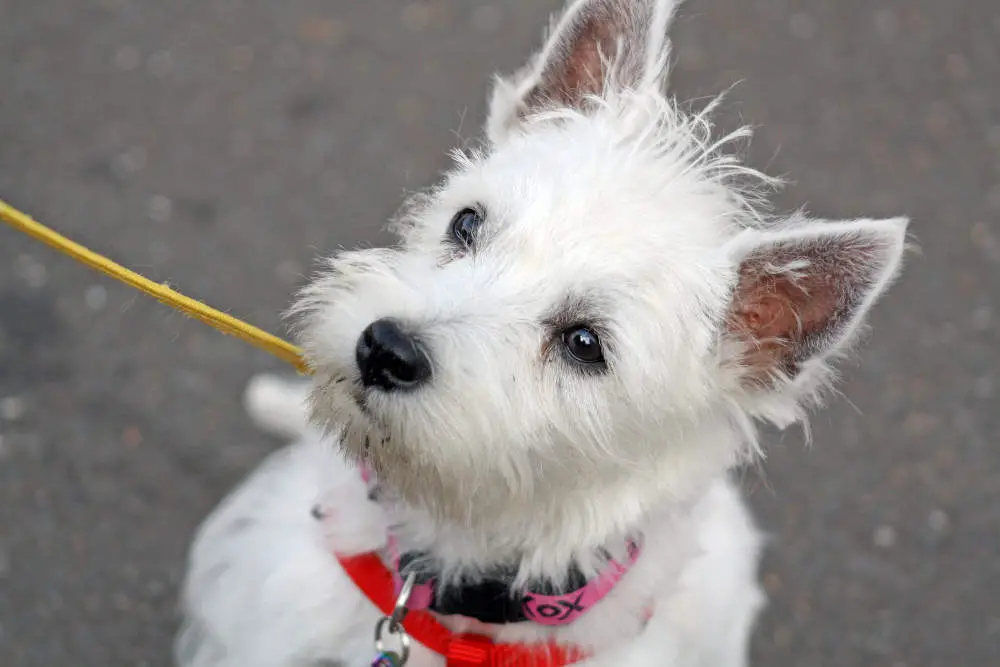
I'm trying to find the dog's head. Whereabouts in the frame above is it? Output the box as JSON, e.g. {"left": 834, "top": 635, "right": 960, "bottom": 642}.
{"left": 295, "top": 0, "right": 908, "bottom": 543}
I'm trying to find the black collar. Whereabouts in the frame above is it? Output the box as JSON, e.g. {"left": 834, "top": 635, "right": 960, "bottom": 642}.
{"left": 396, "top": 538, "right": 643, "bottom": 626}
{"left": 397, "top": 551, "right": 593, "bottom": 625}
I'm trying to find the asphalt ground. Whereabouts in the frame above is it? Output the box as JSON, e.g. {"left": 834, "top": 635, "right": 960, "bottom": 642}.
{"left": 1, "top": 1, "right": 998, "bottom": 665}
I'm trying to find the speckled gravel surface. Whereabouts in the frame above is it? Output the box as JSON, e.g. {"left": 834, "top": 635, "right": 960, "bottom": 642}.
{"left": 0, "top": 1, "right": 997, "bottom": 666}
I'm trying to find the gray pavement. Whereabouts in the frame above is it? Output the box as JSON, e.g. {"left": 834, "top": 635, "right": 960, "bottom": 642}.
{"left": 1, "top": 1, "right": 998, "bottom": 665}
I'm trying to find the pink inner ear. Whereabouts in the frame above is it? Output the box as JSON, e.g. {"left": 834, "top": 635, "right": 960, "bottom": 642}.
{"left": 726, "top": 235, "right": 881, "bottom": 381}
{"left": 728, "top": 271, "right": 830, "bottom": 380}
{"left": 521, "top": 3, "right": 643, "bottom": 115}
{"left": 528, "top": 13, "right": 620, "bottom": 110}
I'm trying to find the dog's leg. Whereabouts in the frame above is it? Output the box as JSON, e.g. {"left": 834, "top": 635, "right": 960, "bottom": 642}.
{"left": 175, "top": 436, "right": 390, "bottom": 667}
{"left": 658, "top": 479, "right": 766, "bottom": 667}
{"left": 243, "top": 373, "right": 313, "bottom": 440}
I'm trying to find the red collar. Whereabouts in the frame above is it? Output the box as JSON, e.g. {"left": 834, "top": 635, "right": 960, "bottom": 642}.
{"left": 336, "top": 551, "right": 589, "bottom": 667}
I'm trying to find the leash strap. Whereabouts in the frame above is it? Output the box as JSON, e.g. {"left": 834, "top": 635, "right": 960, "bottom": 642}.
{"left": 0, "top": 199, "right": 312, "bottom": 374}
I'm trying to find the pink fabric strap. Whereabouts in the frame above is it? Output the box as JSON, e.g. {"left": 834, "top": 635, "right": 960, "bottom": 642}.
{"left": 520, "top": 539, "right": 641, "bottom": 625}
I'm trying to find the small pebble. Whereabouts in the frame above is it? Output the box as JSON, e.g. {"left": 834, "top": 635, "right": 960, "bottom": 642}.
{"left": 972, "top": 306, "right": 993, "bottom": 332}
{"left": 938, "top": 321, "right": 959, "bottom": 345}
{"left": 148, "top": 241, "right": 171, "bottom": 265}
{"left": 395, "top": 96, "right": 425, "bottom": 124}
{"left": 229, "top": 45, "right": 254, "bottom": 72}
{"left": 762, "top": 572, "right": 783, "bottom": 594}
{"left": 299, "top": 18, "right": 347, "bottom": 46}
{"left": 83, "top": 595, "right": 101, "bottom": 614}
{"left": 121, "top": 563, "right": 141, "bottom": 583}
{"left": 952, "top": 407, "right": 977, "bottom": 434}
{"left": 147, "top": 50, "right": 175, "bottom": 77}
{"left": 471, "top": 5, "right": 502, "bottom": 33}
{"left": 970, "top": 221, "right": 1000, "bottom": 263}
{"left": 111, "top": 145, "right": 147, "bottom": 179}
{"left": 122, "top": 426, "right": 143, "bottom": 448}
{"left": 230, "top": 130, "right": 254, "bottom": 158}
{"left": 0, "top": 396, "right": 26, "bottom": 421}
{"left": 114, "top": 45, "right": 141, "bottom": 71}
{"left": 972, "top": 376, "right": 995, "bottom": 400}
{"left": 323, "top": 177, "right": 348, "bottom": 198}
{"left": 274, "top": 260, "right": 303, "bottom": 285}
{"left": 945, "top": 53, "right": 970, "bottom": 80}
{"left": 147, "top": 195, "right": 173, "bottom": 222}
{"left": 924, "top": 102, "right": 953, "bottom": 139}
{"left": 987, "top": 125, "right": 1000, "bottom": 149}
{"left": 85, "top": 285, "right": 108, "bottom": 311}
{"left": 145, "top": 579, "right": 167, "bottom": 598}
{"left": 873, "top": 525, "right": 897, "bottom": 549}
{"left": 14, "top": 254, "right": 47, "bottom": 289}
{"left": 304, "top": 52, "right": 329, "bottom": 80}
{"left": 902, "top": 412, "right": 938, "bottom": 437}
{"left": 274, "top": 43, "right": 301, "bottom": 69}
{"left": 789, "top": 12, "right": 817, "bottom": 40}
{"left": 987, "top": 185, "right": 1000, "bottom": 212}
{"left": 772, "top": 626, "right": 793, "bottom": 648}
{"left": 401, "top": 2, "right": 433, "bottom": 31}
{"left": 111, "top": 592, "right": 132, "bottom": 612}
{"left": 927, "top": 509, "right": 949, "bottom": 534}
{"left": 873, "top": 9, "right": 899, "bottom": 40}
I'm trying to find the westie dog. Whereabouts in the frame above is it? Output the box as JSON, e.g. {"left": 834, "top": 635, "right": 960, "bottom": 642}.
{"left": 176, "top": 1, "right": 909, "bottom": 666}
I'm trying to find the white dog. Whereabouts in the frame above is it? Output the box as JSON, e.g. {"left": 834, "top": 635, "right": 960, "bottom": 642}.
{"left": 176, "top": 1, "right": 910, "bottom": 665}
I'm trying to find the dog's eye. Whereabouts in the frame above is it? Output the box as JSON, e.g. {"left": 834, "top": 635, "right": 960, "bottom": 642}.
{"left": 449, "top": 207, "right": 483, "bottom": 249}
{"left": 562, "top": 326, "right": 604, "bottom": 365}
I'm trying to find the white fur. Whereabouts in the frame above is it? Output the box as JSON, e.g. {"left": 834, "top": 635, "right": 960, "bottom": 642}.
{"left": 176, "top": 1, "right": 909, "bottom": 665}
{"left": 177, "top": 377, "right": 764, "bottom": 667}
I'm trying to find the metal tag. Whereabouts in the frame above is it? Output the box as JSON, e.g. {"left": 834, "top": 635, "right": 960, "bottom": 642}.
{"left": 371, "top": 651, "right": 402, "bottom": 667}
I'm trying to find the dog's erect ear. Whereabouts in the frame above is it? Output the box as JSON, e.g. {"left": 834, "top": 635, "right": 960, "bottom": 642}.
{"left": 724, "top": 218, "right": 909, "bottom": 386}
{"left": 487, "top": 0, "right": 682, "bottom": 142}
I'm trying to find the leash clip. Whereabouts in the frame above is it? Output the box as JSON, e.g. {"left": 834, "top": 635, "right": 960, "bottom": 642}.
{"left": 372, "top": 571, "right": 416, "bottom": 667}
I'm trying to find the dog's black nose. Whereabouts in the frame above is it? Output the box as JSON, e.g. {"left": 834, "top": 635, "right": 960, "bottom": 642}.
{"left": 356, "top": 318, "right": 432, "bottom": 391}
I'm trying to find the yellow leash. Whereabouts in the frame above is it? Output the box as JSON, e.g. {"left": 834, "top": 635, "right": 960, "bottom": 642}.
{"left": 0, "top": 199, "right": 312, "bottom": 375}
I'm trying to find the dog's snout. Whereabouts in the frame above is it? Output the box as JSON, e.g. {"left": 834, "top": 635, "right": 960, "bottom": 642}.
{"left": 356, "top": 318, "right": 432, "bottom": 391}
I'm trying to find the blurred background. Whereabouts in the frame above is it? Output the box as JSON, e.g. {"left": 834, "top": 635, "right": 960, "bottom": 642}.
{"left": 0, "top": 0, "right": 997, "bottom": 665}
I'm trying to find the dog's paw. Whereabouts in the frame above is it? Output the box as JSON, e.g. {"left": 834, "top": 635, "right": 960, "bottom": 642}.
{"left": 243, "top": 373, "right": 312, "bottom": 439}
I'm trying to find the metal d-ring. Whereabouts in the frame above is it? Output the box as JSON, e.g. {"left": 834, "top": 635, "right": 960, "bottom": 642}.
{"left": 373, "top": 616, "right": 412, "bottom": 664}
{"left": 373, "top": 572, "right": 416, "bottom": 665}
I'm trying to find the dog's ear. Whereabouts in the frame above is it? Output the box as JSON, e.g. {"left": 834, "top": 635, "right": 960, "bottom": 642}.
{"left": 487, "top": 0, "right": 682, "bottom": 143}
{"left": 724, "top": 218, "right": 909, "bottom": 388}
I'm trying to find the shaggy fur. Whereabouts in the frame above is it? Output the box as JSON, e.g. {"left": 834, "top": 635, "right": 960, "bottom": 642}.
{"left": 176, "top": 1, "right": 910, "bottom": 665}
